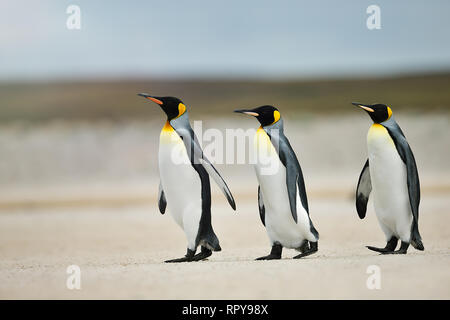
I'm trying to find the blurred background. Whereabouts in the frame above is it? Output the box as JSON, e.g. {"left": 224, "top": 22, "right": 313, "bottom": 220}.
{"left": 1, "top": 0, "right": 449, "bottom": 202}
{"left": 0, "top": 0, "right": 449, "bottom": 299}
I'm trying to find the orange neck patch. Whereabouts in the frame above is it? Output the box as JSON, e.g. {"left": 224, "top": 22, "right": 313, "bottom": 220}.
{"left": 162, "top": 121, "right": 174, "bottom": 132}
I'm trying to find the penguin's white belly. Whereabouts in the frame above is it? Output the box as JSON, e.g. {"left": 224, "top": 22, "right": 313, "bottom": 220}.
{"left": 158, "top": 123, "right": 202, "bottom": 248}
{"left": 367, "top": 124, "right": 413, "bottom": 241}
{"left": 253, "top": 128, "right": 313, "bottom": 249}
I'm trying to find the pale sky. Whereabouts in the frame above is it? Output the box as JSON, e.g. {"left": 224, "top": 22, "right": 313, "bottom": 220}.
{"left": 1, "top": 0, "right": 449, "bottom": 80}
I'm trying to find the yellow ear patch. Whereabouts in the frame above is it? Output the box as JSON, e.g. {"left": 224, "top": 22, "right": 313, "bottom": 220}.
{"left": 177, "top": 103, "right": 186, "bottom": 118}
{"left": 387, "top": 106, "right": 393, "bottom": 119}
{"left": 271, "top": 110, "right": 281, "bottom": 125}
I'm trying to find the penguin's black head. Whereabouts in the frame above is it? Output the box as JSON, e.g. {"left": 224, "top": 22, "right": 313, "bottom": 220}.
{"left": 352, "top": 102, "right": 392, "bottom": 123}
{"left": 138, "top": 93, "right": 187, "bottom": 120}
{"left": 234, "top": 105, "right": 281, "bottom": 127}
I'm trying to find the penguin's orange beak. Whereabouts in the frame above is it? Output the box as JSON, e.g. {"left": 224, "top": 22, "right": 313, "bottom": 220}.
{"left": 147, "top": 97, "right": 163, "bottom": 105}
{"left": 352, "top": 102, "right": 374, "bottom": 112}
{"left": 234, "top": 109, "right": 259, "bottom": 117}
{"left": 138, "top": 93, "right": 163, "bottom": 105}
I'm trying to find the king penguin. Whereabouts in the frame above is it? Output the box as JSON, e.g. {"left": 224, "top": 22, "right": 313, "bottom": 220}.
{"left": 138, "top": 94, "right": 236, "bottom": 263}
{"left": 353, "top": 102, "right": 424, "bottom": 254}
{"left": 234, "top": 106, "right": 319, "bottom": 260}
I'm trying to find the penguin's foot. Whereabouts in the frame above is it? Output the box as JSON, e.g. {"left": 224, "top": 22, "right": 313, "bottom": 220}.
{"left": 366, "top": 246, "right": 391, "bottom": 253}
{"left": 366, "top": 237, "right": 398, "bottom": 254}
{"left": 256, "top": 243, "right": 282, "bottom": 261}
{"left": 384, "top": 241, "right": 409, "bottom": 255}
{"left": 192, "top": 246, "right": 212, "bottom": 261}
{"left": 256, "top": 254, "right": 281, "bottom": 260}
{"left": 165, "top": 248, "right": 195, "bottom": 263}
{"left": 293, "top": 241, "right": 318, "bottom": 259}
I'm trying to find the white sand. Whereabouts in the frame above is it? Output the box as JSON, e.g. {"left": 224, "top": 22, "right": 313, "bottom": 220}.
{"left": 0, "top": 192, "right": 448, "bottom": 299}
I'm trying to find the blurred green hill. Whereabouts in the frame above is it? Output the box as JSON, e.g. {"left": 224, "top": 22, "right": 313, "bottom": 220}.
{"left": 1, "top": 73, "right": 449, "bottom": 122}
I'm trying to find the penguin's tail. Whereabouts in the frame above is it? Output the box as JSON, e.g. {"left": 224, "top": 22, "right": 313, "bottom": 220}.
{"left": 411, "top": 237, "right": 424, "bottom": 251}
{"left": 200, "top": 231, "right": 221, "bottom": 252}
{"left": 411, "top": 225, "right": 424, "bottom": 251}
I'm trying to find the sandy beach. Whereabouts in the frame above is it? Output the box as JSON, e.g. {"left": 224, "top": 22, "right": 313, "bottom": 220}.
{"left": 0, "top": 193, "right": 449, "bottom": 299}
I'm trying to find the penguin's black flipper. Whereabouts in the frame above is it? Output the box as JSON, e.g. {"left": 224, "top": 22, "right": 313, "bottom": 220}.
{"left": 158, "top": 181, "right": 167, "bottom": 214}
{"left": 267, "top": 130, "right": 307, "bottom": 223}
{"left": 170, "top": 119, "right": 236, "bottom": 211}
{"left": 356, "top": 159, "right": 372, "bottom": 219}
{"left": 280, "top": 137, "right": 310, "bottom": 217}
{"left": 265, "top": 125, "right": 317, "bottom": 238}
{"left": 257, "top": 185, "right": 265, "bottom": 226}
{"left": 199, "top": 156, "right": 236, "bottom": 210}
{"left": 383, "top": 120, "right": 423, "bottom": 250}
